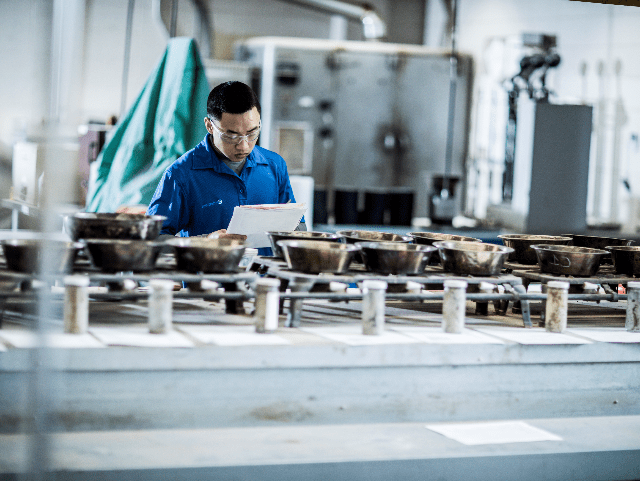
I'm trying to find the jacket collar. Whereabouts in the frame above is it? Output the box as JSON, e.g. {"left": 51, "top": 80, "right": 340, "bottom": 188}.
{"left": 192, "top": 134, "right": 266, "bottom": 171}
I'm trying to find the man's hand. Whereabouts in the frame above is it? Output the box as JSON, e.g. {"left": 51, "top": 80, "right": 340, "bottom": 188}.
{"left": 207, "top": 229, "right": 247, "bottom": 242}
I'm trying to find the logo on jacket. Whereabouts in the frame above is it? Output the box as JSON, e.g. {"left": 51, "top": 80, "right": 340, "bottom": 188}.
{"left": 203, "top": 199, "right": 223, "bottom": 208}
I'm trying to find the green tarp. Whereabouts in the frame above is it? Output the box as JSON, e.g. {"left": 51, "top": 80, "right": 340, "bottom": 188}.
{"left": 85, "top": 37, "right": 209, "bottom": 212}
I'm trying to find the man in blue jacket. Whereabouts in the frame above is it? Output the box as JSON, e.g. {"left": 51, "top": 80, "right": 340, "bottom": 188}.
{"left": 147, "top": 81, "right": 304, "bottom": 255}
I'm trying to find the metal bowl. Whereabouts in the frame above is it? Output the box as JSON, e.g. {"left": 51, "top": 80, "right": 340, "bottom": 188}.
{"left": 267, "top": 231, "right": 343, "bottom": 258}
{"left": 355, "top": 242, "right": 437, "bottom": 275}
{"left": 433, "top": 241, "right": 514, "bottom": 276}
{"left": 566, "top": 234, "right": 634, "bottom": 250}
{"left": 84, "top": 239, "right": 165, "bottom": 272}
{"left": 604, "top": 246, "right": 640, "bottom": 276}
{"left": 407, "top": 232, "right": 481, "bottom": 245}
{"left": 277, "top": 239, "right": 359, "bottom": 274}
{"left": 564, "top": 234, "right": 633, "bottom": 264}
{"left": 64, "top": 213, "right": 166, "bottom": 241}
{"left": 531, "top": 244, "right": 609, "bottom": 276}
{"left": 408, "top": 232, "right": 482, "bottom": 264}
{"left": 1, "top": 239, "right": 84, "bottom": 274}
{"left": 498, "top": 234, "right": 572, "bottom": 265}
{"left": 337, "top": 230, "right": 413, "bottom": 244}
{"left": 168, "top": 237, "right": 246, "bottom": 273}
{"left": 337, "top": 230, "right": 412, "bottom": 263}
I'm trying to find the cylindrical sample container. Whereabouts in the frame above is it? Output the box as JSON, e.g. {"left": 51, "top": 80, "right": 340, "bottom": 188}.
{"left": 626, "top": 281, "right": 640, "bottom": 332}
{"left": 255, "top": 278, "right": 281, "bottom": 333}
{"left": 64, "top": 275, "right": 90, "bottom": 334}
{"left": 443, "top": 279, "right": 468, "bottom": 333}
{"left": 362, "top": 280, "right": 387, "bottom": 335}
{"left": 148, "top": 279, "right": 174, "bottom": 334}
{"left": 545, "top": 281, "right": 569, "bottom": 333}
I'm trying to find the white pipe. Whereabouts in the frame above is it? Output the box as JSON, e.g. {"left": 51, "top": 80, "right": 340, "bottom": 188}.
{"left": 64, "top": 275, "right": 90, "bottom": 334}
{"left": 149, "top": 279, "right": 174, "bottom": 333}
{"left": 362, "top": 280, "right": 387, "bottom": 335}
{"left": 151, "top": 0, "right": 213, "bottom": 57}
{"left": 255, "top": 278, "right": 281, "bottom": 333}
{"left": 626, "top": 281, "right": 640, "bottom": 332}
{"left": 443, "top": 279, "right": 467, "bottom": 333}
{"left": 545, "top": 281, "right": 569, "bottom": 333}
{"left": 281, "top": 0, "right": 386, "bottom": 40}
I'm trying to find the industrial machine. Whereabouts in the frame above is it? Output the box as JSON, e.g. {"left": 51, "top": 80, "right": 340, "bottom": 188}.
{"left": 235, "top": 37, "right": 474, "bottom": 225}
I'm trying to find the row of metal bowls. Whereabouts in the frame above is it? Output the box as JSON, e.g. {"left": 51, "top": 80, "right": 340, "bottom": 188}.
{"left": 1, "top": 212, "right": 168, "bottom": 275}
{"left": 267, "top": 230, "right": 481, "bottom": 258}
{"left": 0, "top": 238, "right": 247, "bottom": 274}
{"left": 271, "top": 234, "right": 514, "bottom": 276}
{"left": 270, "top": 230, "right": 640, "bottom": 278}
{"left": 276, "top": 240, "right": 437, "bottom": 275}
{"left": 498, "top": 233, "right": 640, "bottom": 276}
{"left": 268, "top": 230, "right": 492, "bottom": 275}
{"left": 61, "top": 212, "right": 246, "bottom": 274}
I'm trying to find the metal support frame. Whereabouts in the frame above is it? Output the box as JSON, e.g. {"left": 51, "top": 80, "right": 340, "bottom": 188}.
{"left": 1, "top": 256, "right": 635, "bottom": 331}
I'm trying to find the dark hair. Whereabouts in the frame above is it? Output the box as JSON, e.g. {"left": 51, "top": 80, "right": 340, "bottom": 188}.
{"left": 207, "top": 81, "right": 261, "bottom": 121}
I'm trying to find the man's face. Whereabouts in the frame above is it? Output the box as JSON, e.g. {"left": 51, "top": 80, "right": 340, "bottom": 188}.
{"left": 204, "top": 107, "right": 261, "bottom": 163}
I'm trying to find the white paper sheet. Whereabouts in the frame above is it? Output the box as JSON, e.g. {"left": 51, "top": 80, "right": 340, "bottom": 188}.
{"left": 391, "top": 326, "right": 505, "bottom": 345}
{"left": 299, "top": 325, "right": 419, "bottom": 346}
{"left": 227, "top": 203, "right": 307, "bottom": 248}
{"left": 178, "top": 325, "right": 290, "bottom": 346}
{"left": 567, "top": 327, "right": 640, "bottom": 343}
{"left": 426, "top": 420, "right": 563, "bottom": 445}
{"left": 89, "top": 327, "right": 194, "bottom": 348}
{"left": 0, "top": 331, "right": 105, "bottom": 349}
{"left": 472, "top": 327, "right": 592, "bottom": 345}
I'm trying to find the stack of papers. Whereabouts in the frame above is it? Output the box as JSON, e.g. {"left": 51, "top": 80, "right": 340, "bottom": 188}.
{"left": 227, "top": 203, "right": 307, "bottom": 248}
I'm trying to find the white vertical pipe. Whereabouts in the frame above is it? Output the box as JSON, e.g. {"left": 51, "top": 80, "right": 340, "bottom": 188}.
{"left": 443, "top": 279, "right": 467, "bottom": 333}
{"left": 545, "top": 281, "right": 569, "bottom": 333}
{"left": 148, "top": 279, "right": 174, "bottom": 334}
{"left": 362, "top": 280, "right": 387, "bottom": 335}
{"left": 63, "top": 275, "right": 89, "bottom": 334}
{"left": 626, "top": 281, "right": 640, "bottom": 332}
{"left": 260, "top": 43, "right": 276, "bottom": 151}
{"left": 329, "top": 14, "right": 348, "bottom": 40}
{"left": 255, "top": 278, "right": 281, "bottom": 333}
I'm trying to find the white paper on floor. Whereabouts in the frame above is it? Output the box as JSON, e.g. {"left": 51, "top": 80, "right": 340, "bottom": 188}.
{"left": 426, "top": 420, "right": 563, "bottom": 445}
{"left": 472, "top": 327, "right": 592, "bottom": 345}
{"left": 300, "top": 325, "right": 419, "bottom": 346}
{"left": 0, "top": 331, "right": 105, "bottom": 349}
{"left": 567, "top": 327, "right": 640, "bottom": 343}
{"left": 178, "top": 325, "right": 290, "bottom": 346}
{"left": 89, "top": 327, "right": 194, "bottom": 348}
{"left": 390, "top": 326, "right": 504, "bottom": 344}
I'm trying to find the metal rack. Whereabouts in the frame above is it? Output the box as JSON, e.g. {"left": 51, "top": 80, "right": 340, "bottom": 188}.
{"left": 0, "top": 252, "right": 631, "bottom": 330}
{"left": 0, "top": 253, "right": 259, "bottom": 327}
{"left": 250, "top": 256, "right": 536, "bottom": 327}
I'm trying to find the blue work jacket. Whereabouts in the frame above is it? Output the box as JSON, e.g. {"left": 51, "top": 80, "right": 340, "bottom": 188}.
{"left": 147, "top": 134, "right": 298, "bottom": 255}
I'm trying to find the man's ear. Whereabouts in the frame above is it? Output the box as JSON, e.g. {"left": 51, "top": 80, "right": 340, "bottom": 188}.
{"left": 204, "top": 117, "right": 213, "bottom": 135}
